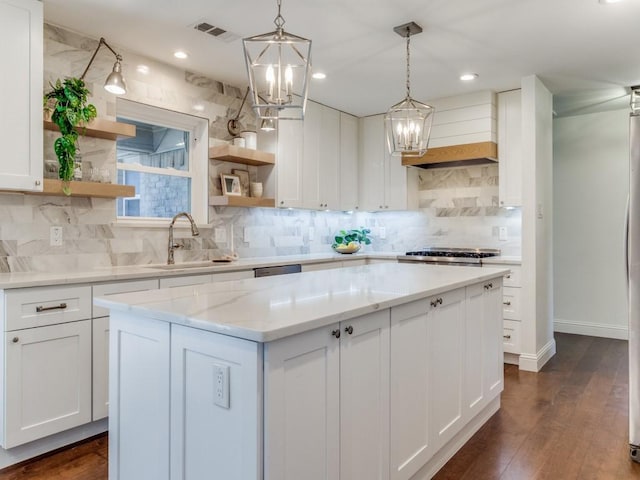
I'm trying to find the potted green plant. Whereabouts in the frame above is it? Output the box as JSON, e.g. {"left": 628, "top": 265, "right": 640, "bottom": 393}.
{"left": 43, "top": 77, "right": 97, "bottom": 195}
{"left": 332, "top": 228, "right": 372, "bottom": 254}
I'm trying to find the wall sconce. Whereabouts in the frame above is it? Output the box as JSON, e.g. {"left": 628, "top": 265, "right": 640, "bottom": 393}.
{"left": 80, "top": 37, "right": 127, "bottom": 95}
{"left": 228, "top": 87, "right": 278, "bottom": 135}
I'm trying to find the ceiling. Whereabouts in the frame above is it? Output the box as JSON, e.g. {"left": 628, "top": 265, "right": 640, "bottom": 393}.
{"left": 44, "top": 0, "right": 640, "bottom": 117}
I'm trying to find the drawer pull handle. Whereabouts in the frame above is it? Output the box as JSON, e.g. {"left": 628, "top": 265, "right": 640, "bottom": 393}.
{"left": 430, "top": 297, "right": 443, "bottom": 308}
{"left": 503, "top": 301, "right": 512, "bottom": 306}
{"left": 36, "top": 302, "right": 67, "bottom": 313}
{"left": 12, "top": 337, "right": 18, "bottom": 343}
{"left": 331, "top": 329, "right": 341, "bottom": 339}
{"left": 503, "top": 335, "right": 512, "bottom": 340}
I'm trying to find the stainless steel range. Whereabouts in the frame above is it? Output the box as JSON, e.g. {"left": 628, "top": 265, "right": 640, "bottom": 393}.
{"left": 397, "top": 247, "right": 501, "bottom": 266}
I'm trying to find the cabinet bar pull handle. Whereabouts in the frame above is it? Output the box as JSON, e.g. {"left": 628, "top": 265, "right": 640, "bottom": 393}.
{"left": 36, "top": 302, "right": 67, "bottom": 313}
{"left": 503, "top": 301, "right": 512, "bottom": 306}
{"left": 345, "top": 326, "right": 354, "bottom": 335}
{"left": 503, "top": 335, "right": 512, "bottom": 340}
{"left": 331, "top": 329, "right": 341, "bottom": 339}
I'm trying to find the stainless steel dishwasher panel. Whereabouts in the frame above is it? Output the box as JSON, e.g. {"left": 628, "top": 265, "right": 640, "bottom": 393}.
{"left": 254, "top": 264, "right": 302, "bottom": 277}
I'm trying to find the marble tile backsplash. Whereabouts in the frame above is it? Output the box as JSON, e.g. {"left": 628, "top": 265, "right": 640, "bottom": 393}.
{"left": 0, "top": 24, "right": 521, "bottom": 273}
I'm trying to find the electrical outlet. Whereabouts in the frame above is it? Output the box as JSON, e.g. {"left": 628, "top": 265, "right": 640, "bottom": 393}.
{"left": 214, "top": 363, "right": 230, "bottom": 409}
{"left": 50, "top": 226, "right": 63, "bottom": 246}
{"left": 499, "top": 226, "right": 508, "bottom": 241}
{"left": 308, "top": 227, "right": 315, "bottom": 241}
{"left": 379, "top": 227, "right": 386, "bottom": 239}
{"left": 214, "top": 227, "right": 227, "bottom": 243}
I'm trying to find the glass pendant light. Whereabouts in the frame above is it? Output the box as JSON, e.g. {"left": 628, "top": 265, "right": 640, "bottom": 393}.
{"left": 384, "top": 22, "right": 434, "bottom": 157}
{"left": 243, "top": 0, "right": 311, "bottom": 120}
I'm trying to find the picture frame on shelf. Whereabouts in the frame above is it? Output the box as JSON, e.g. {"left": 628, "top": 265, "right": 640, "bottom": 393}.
{"left": 220, "top": 173, "right": 242, "bottom": 196}
{"left": 232, "top": 169, "right": 250, "bottom": 196}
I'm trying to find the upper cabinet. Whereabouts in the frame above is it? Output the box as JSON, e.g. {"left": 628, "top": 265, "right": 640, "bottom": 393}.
{"left": 339, "top": 112, "right": 360, "bottom": 211}
{"left": 498, "top": 89, "right": 523, "bottom": 207}
{"left": 359, "top": 114, "right": 418, "bottom": 211}
{"left": 302, "top": 101, "right": 340, "bottom": 210}
{"left": 0, "top": 0, "right": 43, "bottom": 192}
{"left": 277, "top": 101, "right": 360, "bottom": 211}
{"left": 276, "top": 119, "right": 304, "bottom": 208}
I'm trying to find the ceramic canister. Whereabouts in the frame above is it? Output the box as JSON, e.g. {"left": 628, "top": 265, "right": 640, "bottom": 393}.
{"left": 240, "top": 131, "right": 257, "bottom": 149}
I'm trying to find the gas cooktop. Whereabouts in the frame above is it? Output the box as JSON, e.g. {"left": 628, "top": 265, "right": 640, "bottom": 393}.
{"left": 397, "top": 247, "right": 501, "bottom": 266}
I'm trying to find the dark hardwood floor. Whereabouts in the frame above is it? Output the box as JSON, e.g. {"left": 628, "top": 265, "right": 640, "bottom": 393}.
{"left": 0, "top": 333, "right": 638, "bottom": 479}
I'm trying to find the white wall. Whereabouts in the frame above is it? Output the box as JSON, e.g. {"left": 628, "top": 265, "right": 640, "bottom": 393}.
{"left": 520, "top": 75, "right": 555, "bottom": 371}
{"left": 553, "top": 108, "right": 629, "bottom": 339}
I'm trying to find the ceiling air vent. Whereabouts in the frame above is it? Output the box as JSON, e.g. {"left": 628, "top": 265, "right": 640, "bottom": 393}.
{"left": 192, "top": 21, "right": 240, "bottom": 43}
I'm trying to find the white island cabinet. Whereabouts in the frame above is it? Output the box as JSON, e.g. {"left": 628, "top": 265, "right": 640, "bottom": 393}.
{"left": 98, "top": 263, "right": 507, "bottom": 480}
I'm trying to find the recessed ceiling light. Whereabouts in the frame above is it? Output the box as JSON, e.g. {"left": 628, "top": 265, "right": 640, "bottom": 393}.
{"left": 312, "top": 72, "right": 327, "bottom": 80}
{"left": 174, "top": 50, "right": 189, "bottom": 59}
{"left": 136, "top": 64, "right": 150, "bottom": 75}
{"left": 460, "top": 73, "right": 479, "bottom": 81}
{"left": 599, "top": 0, "right": 623, "bottom": 3}
{"left": 192, "top": 104, "right": 205, "bottom": 112}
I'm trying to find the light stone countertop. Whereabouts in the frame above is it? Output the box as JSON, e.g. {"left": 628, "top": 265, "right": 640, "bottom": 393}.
{"left": 482, "top": 256, "right": 522, "bottom": 266}
{"left": 0, "top": 252, "right": 399, "bottom": 289}
{"left": 94, "top": 263, "right": 510, "bottom": 343}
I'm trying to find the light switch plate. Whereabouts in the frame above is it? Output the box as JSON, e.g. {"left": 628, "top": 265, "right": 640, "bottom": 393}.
{"left": 379, "top": 227, "right": 386, "bottom": 239}
{"left": 499, "top": 226, "right": 508, "bottom": 241}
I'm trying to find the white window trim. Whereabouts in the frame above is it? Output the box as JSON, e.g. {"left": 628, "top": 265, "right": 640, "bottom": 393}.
{"left": 116, "top": 99, "right": 209, "bottom": 224}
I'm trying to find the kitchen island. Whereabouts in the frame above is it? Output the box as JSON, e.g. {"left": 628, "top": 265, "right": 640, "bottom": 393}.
{"left": 95, "top": 263, "right": 509, "bottom": 480}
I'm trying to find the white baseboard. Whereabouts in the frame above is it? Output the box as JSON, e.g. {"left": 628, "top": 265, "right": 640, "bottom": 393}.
{"left": 554, "top": 318, "right": 628, "bottom": 340}
{"left": 519, "top": 338, "right": 556, "bottom": 372}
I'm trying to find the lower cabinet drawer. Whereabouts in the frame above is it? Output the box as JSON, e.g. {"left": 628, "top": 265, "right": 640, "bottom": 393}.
{"left": 5, "top": 285, "right": 92, "bottom": 331}
{"left": 502, "top": 286, "right": 521, "bottom": 320}
{"left": 503, "top": 319, "right": 521, "bottom": 354}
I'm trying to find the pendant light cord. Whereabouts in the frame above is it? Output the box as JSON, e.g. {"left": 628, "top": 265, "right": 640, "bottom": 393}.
{"left": 274, "top": 0, "right": 285, "bottom": 30}
{"left": 405, "top": 27, "right": 411, "bottom": 99}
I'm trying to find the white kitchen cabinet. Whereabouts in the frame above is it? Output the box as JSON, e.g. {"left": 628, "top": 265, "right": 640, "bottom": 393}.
{"left": 359, "top": 114, "right": 418, "bottom": 211}
{"left": 498, "top": 89, "right": 522, "bottom": 207}
{"left": 0, "top": 0, "right": 42, "bottom": 192}
{"left": 91, "top": 279, "right": 159, "bottom": 421}
{"left": 3, "top": 320, "right": 92, "bottom": 448}
{"left": 427, "top": 288, "right": 467, "bottom": 452}
{"left": 464, "top": 281, "right": 504, "bottom": 420}
{"left": 264, "top": 310, "right": 390, "bottom": 480}
{"left": 389, "top": 281, "right": 502, "bottom": 480}
{"left": 109, "top": 314, "right": 171, "bottom": 480}
{"left": 303, "top": 101, "right": 340, "bottom": 210}
{"left": 170, "top": 325, "right": 261, "bottom": 480}
{"left": 276, "top": 119, "right": 304, "bottom": 208}
{"left": 264, "top": 323, "right": 340, "bottom": 480}
{"left": 500, "top": 265, "right": 523, "bottom": 362}
{"left": 339, "top": 112, "right": 360, "bottom": 211}
{"left": 390, "top": 298, "right": 432, "bottom": 480}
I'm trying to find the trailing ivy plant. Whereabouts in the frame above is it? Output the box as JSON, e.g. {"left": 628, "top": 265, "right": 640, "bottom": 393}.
{"left": 43, "top": 78, "right": 97, "bottom": 194}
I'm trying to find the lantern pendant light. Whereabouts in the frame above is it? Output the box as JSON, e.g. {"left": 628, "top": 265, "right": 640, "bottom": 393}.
{"left": 384, "top": 22, "right": 434, "bottom": 157}
{"left": 243, "top": 0, "right": 312, "bottom": 120}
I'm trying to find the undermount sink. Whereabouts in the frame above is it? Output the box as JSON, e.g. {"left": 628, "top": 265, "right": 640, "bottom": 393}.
{"left": 147, "top": 261, "right": 230, "bottom": 270}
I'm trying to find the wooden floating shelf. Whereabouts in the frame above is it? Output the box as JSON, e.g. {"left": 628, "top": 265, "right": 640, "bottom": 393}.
{"left": 209, "top": 145, "right": 275, "bottom": 167}
{"left": 402, "top": 141, "right": 498, "bottom": 167}
{"left": 43, "top": 118, "right": 136, "bottom": 141}
{"left": 209, "top": 195, "right": 275, "bottom": 208}
{"left": 35, "top": 179, "right": 135, "bottom": 198}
